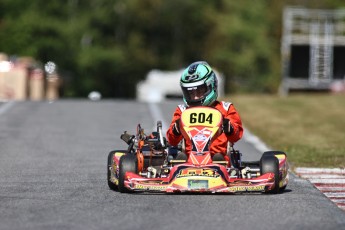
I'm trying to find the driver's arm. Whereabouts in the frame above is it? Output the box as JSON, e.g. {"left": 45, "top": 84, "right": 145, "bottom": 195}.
{"left": 166, "top": 107, "right": 183, "bottom": 146}
{"left": 224, "top": 104, "right": 243, "bottom": 143}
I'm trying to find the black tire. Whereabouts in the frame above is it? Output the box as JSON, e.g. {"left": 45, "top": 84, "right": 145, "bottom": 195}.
{"left": 118, "top": 154, "right": 138, "bottom": 193}
{"left": 262, "top": 151, "right": 289, "bottom": 192}
{"left": 107, "top": 151, "right": 118, "bottom": 190}
{"left": 260, "top": 155, "right": 280, "bottom": 194}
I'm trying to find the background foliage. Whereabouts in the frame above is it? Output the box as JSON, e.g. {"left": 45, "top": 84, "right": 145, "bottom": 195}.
{"left": 0, "top": 0, "right": 344, "bottom": 97}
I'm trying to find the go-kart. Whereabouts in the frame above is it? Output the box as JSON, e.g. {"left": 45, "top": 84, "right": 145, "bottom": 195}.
{"left": 107, "top": 106, "right": 289, "bottom": 193}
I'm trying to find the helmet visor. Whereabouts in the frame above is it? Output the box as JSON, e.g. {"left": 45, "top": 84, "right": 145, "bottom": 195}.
{"left": 182, "top": 83, "right": 210, "bottom": 103}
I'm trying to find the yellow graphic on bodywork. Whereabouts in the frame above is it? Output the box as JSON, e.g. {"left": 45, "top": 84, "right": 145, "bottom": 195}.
{"left": 275, "top": 153, "right": 288, "bottom": 188}
{"left": 171, "top": 176, "right": 226, "bottom": 189}
{"left": 181, "top": 107, "right": 222, "bottom": 127}
{"left": 110, "top": 152, "right": 125, "bottom": 185}
{"left": 275, "top": 154, "right": 286, "bottom": 160}
{"left": 177, "top": 168, "right": 220, "bottom": 178}
{"left": 181, "top": 108, "right": 223, "bottom": 152}
{"left": 115, "top": 152, "right": 125, "bottom": 158}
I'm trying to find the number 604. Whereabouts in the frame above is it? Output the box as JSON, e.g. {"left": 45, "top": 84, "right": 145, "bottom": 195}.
{"left": 190, "top": 112, "right": 213, "bottom": 124}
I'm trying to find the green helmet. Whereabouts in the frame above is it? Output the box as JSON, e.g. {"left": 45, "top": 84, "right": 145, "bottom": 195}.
{"left": 180, "top": 61, "right": 218, "bottom": 106}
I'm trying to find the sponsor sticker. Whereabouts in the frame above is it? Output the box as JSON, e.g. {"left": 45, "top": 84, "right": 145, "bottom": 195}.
{"left": 133, "top": 184, "right": 167, "bottom": 191}
{"left": 188, "top": 180, "right": 209, "bottom": 189}
{"left": 193, "top": 134, "right": 208, "bottom": 141}
{"left": 228, "top": 185, "right": 265, "bottom": 192}
{"left": 177, "top": 168, "right": 220, "bottom": 178}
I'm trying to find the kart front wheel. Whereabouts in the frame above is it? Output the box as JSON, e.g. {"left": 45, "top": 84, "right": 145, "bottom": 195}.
{"left": 260, "top": 155, "right": 280, "bottom": 194}
{"left": 107, "top": 151, "right": 118, "bottom": 190}
{"left": 118, "top": 154, "right": 138, "bottom": 193}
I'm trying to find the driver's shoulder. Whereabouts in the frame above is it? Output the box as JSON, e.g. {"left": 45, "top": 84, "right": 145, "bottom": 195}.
{"left": 214, "top": 100, "right": 232, "bottom": 112}
{"left": 177, "top": 104, "right": 187, "bottom": 112}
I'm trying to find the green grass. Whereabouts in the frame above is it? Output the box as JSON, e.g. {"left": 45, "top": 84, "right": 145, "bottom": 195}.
{"left": 225, "top": 93, "right": 345, "bottom": 168}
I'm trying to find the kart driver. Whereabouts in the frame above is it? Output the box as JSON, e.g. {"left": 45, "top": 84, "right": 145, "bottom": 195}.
{"left": 166, "top": 61, "right": 243, "bottom": 163}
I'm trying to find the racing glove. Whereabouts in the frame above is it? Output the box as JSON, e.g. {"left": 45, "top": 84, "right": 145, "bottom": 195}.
{"left": 223, "top": 118, "right": 234, "bottom": 135}
{"left": 172, "top": 118, "right": 181, "bottom": 136}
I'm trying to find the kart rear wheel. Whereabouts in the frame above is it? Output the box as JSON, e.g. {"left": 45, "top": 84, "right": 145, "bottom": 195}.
{"left": 107, "top": 151, "right": 118, "bottom": 190}
{"left": 118, "top": 154, "right": 138, "bottom": 193}
{"left": 260, "top": 155, "right": 280, "bottom": 194}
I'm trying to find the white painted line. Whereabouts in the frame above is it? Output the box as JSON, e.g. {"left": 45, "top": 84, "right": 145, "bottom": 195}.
{"left": 300, "top": 174, "right": 345, "bottom": 179}
{"left": 324, "top": 192, "right": 345, "bottom": 198}
{"left": 0, "top": 101, "right": 15, "bottom": 116}
{"left": 316, "top": 187, "right": 345, "bottom": 191}
{"left": 330, "top": 199, "right": 345, "bottom": 203}
{"left": 309, "top": 179, "right": 345, "bottom": 184}
{"left": 242, "top": 127, "right": 271, "bottom": 152}
{"left": 295, "top": 167, "right": 345, "bottom": 174}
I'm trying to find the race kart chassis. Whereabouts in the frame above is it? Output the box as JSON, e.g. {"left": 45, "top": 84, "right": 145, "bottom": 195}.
{"left": 107, "top": 107, "right": 289, "bottom": 194}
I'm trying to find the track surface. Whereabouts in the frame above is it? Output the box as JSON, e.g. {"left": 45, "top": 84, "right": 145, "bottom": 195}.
{"left": 0, "top": 100, "right": 344, "bottom": 230}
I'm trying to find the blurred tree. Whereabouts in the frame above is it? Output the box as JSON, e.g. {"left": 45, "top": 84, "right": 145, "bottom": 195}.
{"left": 0, "top": 0, "right": 344, "bottom": 97}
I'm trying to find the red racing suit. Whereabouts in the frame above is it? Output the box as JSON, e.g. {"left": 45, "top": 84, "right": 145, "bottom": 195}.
{"left": 166, "top": 101, "right": 243, "bottom": 159}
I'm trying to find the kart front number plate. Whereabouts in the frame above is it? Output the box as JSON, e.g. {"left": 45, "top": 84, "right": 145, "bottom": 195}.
{"left": 188, "top": 180, "right": 208, "bottom": 189}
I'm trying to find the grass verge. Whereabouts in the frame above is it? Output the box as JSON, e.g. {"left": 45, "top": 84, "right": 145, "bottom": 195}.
{"left": 226, "top": 93, "right": 345, "bottom": 168}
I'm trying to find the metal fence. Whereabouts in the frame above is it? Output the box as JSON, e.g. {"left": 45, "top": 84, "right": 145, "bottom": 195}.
{"left": 280, "top": 7, "right": 345, "bottom": 95}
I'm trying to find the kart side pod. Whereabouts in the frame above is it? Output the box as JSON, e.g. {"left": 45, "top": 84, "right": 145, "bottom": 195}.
{"left": 260, "top": 151, "right": 289, "bottom": 193}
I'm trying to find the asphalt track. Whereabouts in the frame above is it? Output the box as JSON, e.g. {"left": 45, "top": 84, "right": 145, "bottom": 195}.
{"left": 0, "top": 100, "right": 344, "bottom": 230}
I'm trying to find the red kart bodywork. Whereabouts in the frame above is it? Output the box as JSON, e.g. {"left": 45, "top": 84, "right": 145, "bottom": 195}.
{"left": 122, "top": 153, "right": 288, "bottom": 193}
